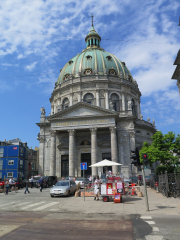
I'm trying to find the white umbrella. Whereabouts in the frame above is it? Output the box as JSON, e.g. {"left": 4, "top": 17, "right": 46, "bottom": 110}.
{"left": 89, "top": 159, "right": 122, "bottom": 167}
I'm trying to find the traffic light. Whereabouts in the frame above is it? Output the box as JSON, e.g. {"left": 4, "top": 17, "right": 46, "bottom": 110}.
{"left": 143, "top": 153, "right": 148, "bottom": 166}
{"left": 136, "top": 148, "right": 142, "bottom": 166}
{"left": 131, "top": 149, "right": 137, "bottom": 166}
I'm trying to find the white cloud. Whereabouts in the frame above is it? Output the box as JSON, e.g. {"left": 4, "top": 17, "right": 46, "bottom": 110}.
{"left": 17, "top": 54, "right": 24, "bottom": 59}
{"left": 25, "top": 61, "right": 37, "bottom": 71}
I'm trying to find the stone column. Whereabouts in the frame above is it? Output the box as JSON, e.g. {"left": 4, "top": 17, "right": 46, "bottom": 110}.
{"left": 109, "top": 127, "right": 118, "bottom": 175}
{"left": 90, "top": 128, "right": 97, "bottom": 177}
{"left": 129, "top": 132, "right": 138, "bottom": 174}
{"left": 96, "top": 90, "right": 100, "bottom": 107}
{"left": 39, "top": 137, "right": 45, "bottom": 175}
{"left": 122, "top": 93, "right": 126, "bottom": 111}
{"left": 51, "top": 106, "right": 54, "bottom": 115}
{"left": 54, "top": 104, "right": 56, "bottom": 114}
{"left": 68, "top": 129, "right": 75, "bottom": 177}
{"left": 69, "top": 93, "right": 73, "bottom": 106}
{"left": 50, "top": 131, "right": 56, "bottom": 176}
{"left": 105, "top": 90, "right": 109, "bottom": 109}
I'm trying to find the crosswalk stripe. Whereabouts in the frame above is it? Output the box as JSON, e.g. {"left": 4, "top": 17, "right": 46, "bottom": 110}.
{"left": 145, "top": 221, "right": 155, "bottom": 225}
{"left": 140, "top": 216, "right": 152, "bottom": 219}
{"left": 33, "top": 202, "right": 59, "bottom": 211}
{"left": 21, "top": 202, "right": 45, "bottom": 210}
{"left": 10, "top": 202, "right": 31, "bottom": 207}
{"left": 0, "top": 202, "right": 16, "bottom": 208}
{"left": 152, "top": 227, "right": 159, "bottom": 232}
{"left": 145, "top": 236, "right": 164, "bottom": 240}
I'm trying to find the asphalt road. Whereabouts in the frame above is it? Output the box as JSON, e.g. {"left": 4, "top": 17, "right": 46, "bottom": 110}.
{"left": 0, "top": 187, "right": 179, "bottom": 239}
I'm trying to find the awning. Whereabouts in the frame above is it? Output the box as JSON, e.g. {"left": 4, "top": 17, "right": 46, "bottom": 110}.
{"left": 89, "top": 159, "right": 122, "bottom": 167}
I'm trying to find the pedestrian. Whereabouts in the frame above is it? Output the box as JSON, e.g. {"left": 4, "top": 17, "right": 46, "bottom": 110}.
{"left": 44, "top": 178, "right": 47, "bottom": 189}
{"left": 9, "top": 177, "right": 13, "bottom": 190}
{"left": 30, "top": 176, "right": 34, "bottom": 188}
{"left": 69, "top": 176, "right": 72, "bottom": 181}
{"left": 94, "top": 176, "right": 100, "bottom": 201}
{"left": 39, "top": 177, "right": 44, "bottom": 192}
{"left": 5, "top": 179, "right": 9, "bottom": 195}
{"left": 24, "top": 179, "right": 30, "bottom": 194}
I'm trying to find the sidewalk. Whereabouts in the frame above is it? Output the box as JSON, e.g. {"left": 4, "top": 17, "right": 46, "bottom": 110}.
{"left": 55, "top": 187, "right": 180, "bottom": 216}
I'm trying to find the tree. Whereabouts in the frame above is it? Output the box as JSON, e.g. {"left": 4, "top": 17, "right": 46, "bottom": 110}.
{"left": 139, "top": 131, "right": 180, "bottom": 173}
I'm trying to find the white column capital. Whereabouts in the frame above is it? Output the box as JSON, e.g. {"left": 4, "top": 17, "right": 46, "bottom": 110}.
{"left": 90, "top": 128, "right": 97, "bottom": 134}
{"left": 109, "top": 127, "right": 116, "bottom": 134}
{"left": 68, "top": 129, "right": 76, "bottom": 136}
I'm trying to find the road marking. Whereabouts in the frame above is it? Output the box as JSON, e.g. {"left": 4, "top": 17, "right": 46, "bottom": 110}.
{"left": 0, "top": 202, "right": 16, "bottom": 208}
{"left": 145, "top": 221, "right": 155, "bottom": 225}
{"left": 21, "top": 201, "right": 45, "bottom": 210}
{"left": 152, "top": 227, "right": 159, "bottom": 232}
{"left": 145, "top": 236, "right": 164, "bottom": 240}
{"left": 10, "top": 202, "right": 31, "bottom": 207}
{"left": 33, "top": 202, "right": 59, "bottom": 211}
{"left": 140, "top": 216, "right": 152, "bottom": 219}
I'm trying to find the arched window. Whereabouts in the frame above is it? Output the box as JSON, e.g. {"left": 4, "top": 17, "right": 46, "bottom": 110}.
{"left": 83, "top": 93, "right": 94, "bottom": 105}
{"left": 80, "top": 140, "right": 91, "bottom": 145}
{"left": 84, "top": 68, "right": 93, "bottom": 75}
{"left": 110, "top": 93, "right": 120, "bottom": 111}
{"left": 62, "top": 98, "right": 69, "bottom": 109}
{"left": 131, "top": 99, "right": 136, "bottom": 117}
{"left": 108, "top": 69, "right": 116, "bottom": 75}
{"left": 63, "top": 74, "right": 70, "bottom": 81}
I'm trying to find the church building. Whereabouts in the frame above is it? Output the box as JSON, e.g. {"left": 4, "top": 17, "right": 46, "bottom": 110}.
{"left": 37, "top": 22, "right": 156, "bottom": 179}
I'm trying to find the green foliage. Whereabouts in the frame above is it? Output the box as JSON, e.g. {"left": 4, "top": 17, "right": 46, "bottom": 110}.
{"left": 140, "top": 131, "right": 180, "bottom": 173}
{"left": 155, "top": 165, "right": 175, "bottom": 175}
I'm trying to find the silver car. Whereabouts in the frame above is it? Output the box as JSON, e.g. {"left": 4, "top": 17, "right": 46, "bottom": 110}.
{"left": 50, "top": 180, "right": 76, "bottom": 197}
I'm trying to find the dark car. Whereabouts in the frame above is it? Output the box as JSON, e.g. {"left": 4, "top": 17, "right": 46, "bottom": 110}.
{"left": 142, "top": 176, "right": 151, "bottom": 186}
{"left": 36, "top": 176, "right": 57, "bottom": 188}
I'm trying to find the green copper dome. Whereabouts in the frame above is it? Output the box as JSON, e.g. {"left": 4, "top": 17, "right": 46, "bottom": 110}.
{"left": 57, "top": 26, "right": 133, "bottom": 84}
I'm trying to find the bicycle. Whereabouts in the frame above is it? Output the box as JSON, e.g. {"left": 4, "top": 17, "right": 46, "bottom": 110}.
{"left": 161, "top": 185, "right": 168, "bottom": 198}
{"left": 169, "top": 183, "right": 180, "bottom": 199}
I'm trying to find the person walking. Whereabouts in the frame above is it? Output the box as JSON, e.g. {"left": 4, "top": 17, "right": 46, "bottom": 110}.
{"left": 5, "top": 179, "right": 9, "bottom": 195}
{"left": 24, "top": 179, "right": 30, "bottom": 194}
{"left": 94, "top": 176, "right": 100, "bottom": 201}
{"left": 30, "top": 176, "right": 34, "bottom": 188}
{"left": 39, "top": 177, "right": 44, "bottom": 192}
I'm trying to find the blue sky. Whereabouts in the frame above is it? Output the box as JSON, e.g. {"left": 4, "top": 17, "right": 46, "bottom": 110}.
{"left": 0, "top": 0, "right": 180, "bottom": 148}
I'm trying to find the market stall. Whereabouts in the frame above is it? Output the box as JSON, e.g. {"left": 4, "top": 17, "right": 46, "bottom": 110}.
{"left": 89, "top": 159, "right": 124, "bottom": 202}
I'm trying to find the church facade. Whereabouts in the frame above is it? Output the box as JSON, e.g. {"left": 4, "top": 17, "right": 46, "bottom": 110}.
{"left": 37, "top": 24, "right": 156, "bottom": 179}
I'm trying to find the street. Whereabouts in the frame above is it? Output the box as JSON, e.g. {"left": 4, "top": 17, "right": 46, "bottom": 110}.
{"left": 0, "top": 187, "right": 180, "bottom": 239}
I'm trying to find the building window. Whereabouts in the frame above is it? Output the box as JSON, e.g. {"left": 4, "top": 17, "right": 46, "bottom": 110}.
{"left": 7, "top": 172, "right": 13, "bottom": 178}
{"left": 0, "top": 148, "right": 4, "bottom": 158}
{"left": 110, "top": 93, "right": 120, "bottom": 111}
{"left": 8, "top": 160, "right": 14, "bottom": 165}
{"left": 63, "top": 74, "right": 70, "bottom": 81}
{"left": 147, "top": 132, "right": 150, "bottom": 136}
{"left": 86, "top": 55, "right": 92, "bottom": 60}
{"left": 131, "top": 99, "right": 136, "bottom": 117}
{"left": 83, "top": 93, "right": 94, "bottom": 104}
{"left": 106, "top": 56, "right": 112, "bottom": 61}
{"left": 0, "top": 160, "right": 3, "bottom": 170}
{"left": 108, "top": 69, "right": 116, "bottom": 75}
{"left": 0, "top": 171, "right": 2, "bottom": 179}
{"left": 136, "top": 130, "right": 141, "bottom": 133}
{"left": 20, "top": 148, "right": 24, "bottom": 153}
{"left": 62, "top": 98, "right": 69, "bottom": 109}
{"left": 20, "top": 160, "right": 23, "bottom": 165}
{"left": 68, "top": 60, "right": 73, "bottom": 65}
{"left": 84, "top": 68, "right": 93, "bottom": 75}
{"left": 81, "top": 140, "right": 91, "bottom": 145}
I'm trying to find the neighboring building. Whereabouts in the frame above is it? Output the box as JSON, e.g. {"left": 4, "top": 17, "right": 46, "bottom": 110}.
{"left": 28, "top": 148, "right": 38, "bottom": 178}
{"left": 35, "top": 147, "right": 39, "bottom": 173}
{"left": 37, "top": 23, "right": 156, "bottom": 179}
{"left": 172, "top": 49, "right": 180, "bottom": 95}
{"left": 0, "top": 139, "right": 28, "bottom": 180}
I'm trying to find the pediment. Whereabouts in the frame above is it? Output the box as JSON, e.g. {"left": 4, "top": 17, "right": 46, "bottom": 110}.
{"left": 48, "top": 102, "right": 117, "bottom": 120}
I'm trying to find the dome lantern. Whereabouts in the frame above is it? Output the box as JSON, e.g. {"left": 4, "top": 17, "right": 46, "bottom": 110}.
{"left": 85, "top": 16, "right": 101, "bottom": 48}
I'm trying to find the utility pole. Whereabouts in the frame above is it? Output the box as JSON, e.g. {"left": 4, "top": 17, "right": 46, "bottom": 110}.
{"left": 142, "top": 154, "right": 149, "bottom": 211}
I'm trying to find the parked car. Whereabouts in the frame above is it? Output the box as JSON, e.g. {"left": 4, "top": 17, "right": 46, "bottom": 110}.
{"left": 36, "top": 176, "right": 57, "bottom": 188}
{"left": 75, "top": 178, "right": 89, "bottom": 188}
{"left": 142, "top": 176, "right": 151, "bottom": 186}
{"left": 50, "top": 180, "right": 76, "bottom": 197}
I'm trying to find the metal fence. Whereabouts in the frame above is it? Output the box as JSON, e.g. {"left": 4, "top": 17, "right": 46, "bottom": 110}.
{"left": 150, "top": 172, "right": 180, "bottom": 197}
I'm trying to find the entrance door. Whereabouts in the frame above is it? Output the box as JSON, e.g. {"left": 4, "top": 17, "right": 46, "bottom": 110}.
{"left": 61, "top": 155, "right": 69, "bottom": 177}
{"left": 102, "top": 153, "right": 112, "bottom": 173}
{"left": 81, "top": 153, "right": 91, "bottom": 177}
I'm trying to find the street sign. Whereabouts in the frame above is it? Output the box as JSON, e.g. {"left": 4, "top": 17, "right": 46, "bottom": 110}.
{"left": 81, "top": 162, "right": 87, "bottom": 170}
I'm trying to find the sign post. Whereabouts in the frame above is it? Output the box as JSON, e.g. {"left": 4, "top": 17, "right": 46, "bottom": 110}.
{"left": 80, "top": 162, "right": 87, "bottom": 201}
{"left": 141, "top": 165, "right": 149, "bottom": 211}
